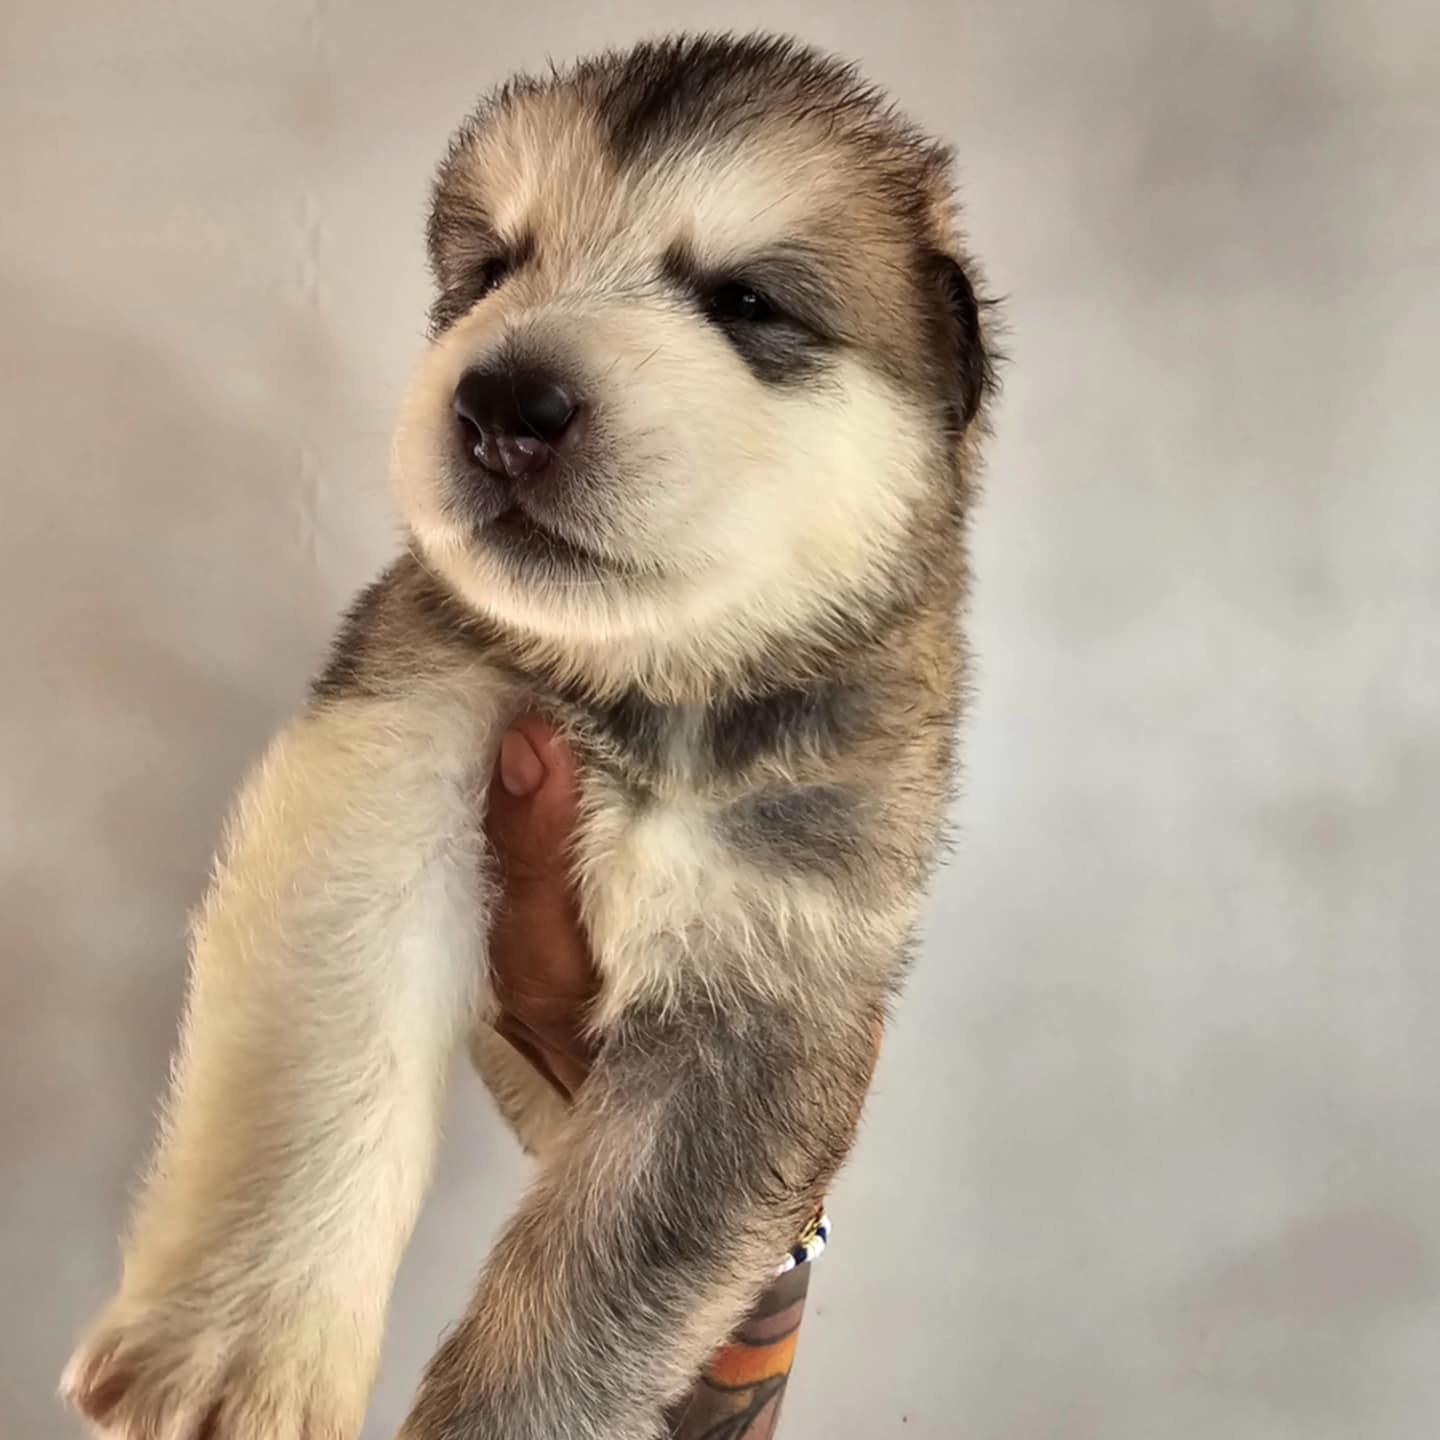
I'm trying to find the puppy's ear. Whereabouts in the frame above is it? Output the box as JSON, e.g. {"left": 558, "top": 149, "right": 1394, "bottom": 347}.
{"left": 928, "top": 253, "right": 993, "bottom": 433}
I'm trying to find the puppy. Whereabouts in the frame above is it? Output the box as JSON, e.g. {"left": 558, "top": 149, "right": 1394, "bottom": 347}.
{"left": 63, "top": 32, "right": 995, "bottom": 1440}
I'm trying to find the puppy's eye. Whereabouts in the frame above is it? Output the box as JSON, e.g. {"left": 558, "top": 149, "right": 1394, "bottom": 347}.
{"left": 707, "top": 282, "right": 777, "bottom": 324}
{"left": 476, "top": 256, "right": 513, "bottom": 298}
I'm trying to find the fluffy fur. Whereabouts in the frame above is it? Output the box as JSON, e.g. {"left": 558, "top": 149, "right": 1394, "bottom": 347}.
{"left": 64, "top": 33, "right": 996, "bottom": 1440}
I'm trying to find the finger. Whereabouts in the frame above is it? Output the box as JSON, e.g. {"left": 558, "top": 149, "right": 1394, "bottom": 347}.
{"left": 485, "top": 718, "right": 599, "bottom": 1066}
{"left": 486, "top": 716, "right": 593, "bottom": 996}
{"left": 486, "top": 716, "right": 582, "bottom": 890}
{"left": 497, "top": 1013, "right": 595, "bottom": 1099}
{"left": 494, "top": 1015, "right": 583, "bottom": 1101}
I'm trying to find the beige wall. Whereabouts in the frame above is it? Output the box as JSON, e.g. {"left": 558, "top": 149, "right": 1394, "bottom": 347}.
{"left": 4, "top": 2, "right": 1438, "bottom": 1436}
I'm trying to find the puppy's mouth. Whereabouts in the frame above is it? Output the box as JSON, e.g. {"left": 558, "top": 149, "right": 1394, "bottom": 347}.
{"left": 483, "top": 501, "right": 608, "bottom": 572}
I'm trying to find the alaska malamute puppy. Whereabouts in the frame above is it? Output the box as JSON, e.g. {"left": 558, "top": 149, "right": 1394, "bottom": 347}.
{"left": 65, "top": 33, "right": 995, "bottom": 1440}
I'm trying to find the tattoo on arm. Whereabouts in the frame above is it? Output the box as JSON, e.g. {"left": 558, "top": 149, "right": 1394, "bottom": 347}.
{"left": 664, "top": 1264, "right": 813, "bottom": 1440}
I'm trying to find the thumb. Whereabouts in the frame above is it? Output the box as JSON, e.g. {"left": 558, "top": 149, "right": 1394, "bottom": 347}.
{"left": 486, "top": 716, "right": 581, "bottom": 892}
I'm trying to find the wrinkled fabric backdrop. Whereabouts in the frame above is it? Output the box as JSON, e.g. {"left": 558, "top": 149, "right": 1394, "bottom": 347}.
{"left": 3, "top": 2, "right": 1438, "bottom": 1436}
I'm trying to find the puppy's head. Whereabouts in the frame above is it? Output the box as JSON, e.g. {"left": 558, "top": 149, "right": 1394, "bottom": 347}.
{"left": 394, "top": 34, "right": 993, "bottom": 697}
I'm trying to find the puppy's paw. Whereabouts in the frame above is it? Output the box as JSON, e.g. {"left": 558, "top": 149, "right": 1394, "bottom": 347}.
{"left": 61, "top": 1291, "right": 373, "bottom": 1440}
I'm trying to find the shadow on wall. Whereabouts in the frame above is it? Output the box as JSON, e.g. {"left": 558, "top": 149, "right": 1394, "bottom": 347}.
{"left": 1176, "top": 1203, "right": 1436, "bottom": 1422}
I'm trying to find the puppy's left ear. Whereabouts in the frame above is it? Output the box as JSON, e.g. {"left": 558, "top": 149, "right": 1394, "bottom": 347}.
{"left": 927, "top": 253, "right": 993, "bottom": 433}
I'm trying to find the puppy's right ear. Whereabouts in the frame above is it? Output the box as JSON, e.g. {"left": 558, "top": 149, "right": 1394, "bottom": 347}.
{"left": 928, "top": 253, "right": 994, "bottom": 434}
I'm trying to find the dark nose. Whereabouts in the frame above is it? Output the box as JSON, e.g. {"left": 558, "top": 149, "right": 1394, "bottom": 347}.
{"left": 452, "top": 367, "right": 580, "bottom": 480}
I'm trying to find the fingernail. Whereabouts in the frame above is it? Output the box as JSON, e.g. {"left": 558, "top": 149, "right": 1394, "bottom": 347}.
{"left": 499, "top": 730, "right": 545, "bottom": 797}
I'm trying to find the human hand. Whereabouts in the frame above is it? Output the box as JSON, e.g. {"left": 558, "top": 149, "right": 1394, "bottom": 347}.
{"left": 485, "top": 716, "right": 599, "bottom": 1099}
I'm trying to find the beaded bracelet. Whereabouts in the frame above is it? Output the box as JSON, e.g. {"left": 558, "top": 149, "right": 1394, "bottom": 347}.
{"left": 774, "top": 1208, "right": 831, "bottom": 1277}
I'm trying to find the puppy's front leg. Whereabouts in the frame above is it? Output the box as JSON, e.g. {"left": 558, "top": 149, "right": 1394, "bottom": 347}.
{"left": 400, "top": 985, "right": 879, "bottom": 1440}
{"left": 64, "top": 687, "right": 500, "bottom": 1440}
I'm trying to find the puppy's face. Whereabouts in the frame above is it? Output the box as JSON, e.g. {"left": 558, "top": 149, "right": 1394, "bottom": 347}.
{"left": 394, "top": 37, "right": 990, "bottom": 692}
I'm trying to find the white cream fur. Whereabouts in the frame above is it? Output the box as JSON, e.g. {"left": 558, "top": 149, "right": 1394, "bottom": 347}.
{"left": 64, "top": 672, "right": 508, "bottom": 1437}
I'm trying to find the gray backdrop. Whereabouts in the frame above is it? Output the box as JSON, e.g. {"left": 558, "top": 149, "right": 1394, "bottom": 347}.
{"left": 4, "top": 2, "right": 1438, "bottom": 1436}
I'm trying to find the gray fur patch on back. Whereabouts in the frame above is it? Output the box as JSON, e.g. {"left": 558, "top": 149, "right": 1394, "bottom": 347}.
{"left": 721, "top": 782, "right": 867, "bottom": 876}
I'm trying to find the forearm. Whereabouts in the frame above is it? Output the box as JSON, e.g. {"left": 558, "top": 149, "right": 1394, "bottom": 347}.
{"left": 665, "top": 1263, "right": 813, "bottom": 1440}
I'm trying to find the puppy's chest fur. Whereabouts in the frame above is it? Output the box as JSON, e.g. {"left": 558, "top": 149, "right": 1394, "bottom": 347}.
{"left": 319, "top": 555, "right": 957, "bottom": 1014}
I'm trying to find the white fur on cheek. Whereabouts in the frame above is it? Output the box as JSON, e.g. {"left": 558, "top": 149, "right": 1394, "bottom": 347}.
{"left": 682, "top": 356, "right": 931, "bottom": 624}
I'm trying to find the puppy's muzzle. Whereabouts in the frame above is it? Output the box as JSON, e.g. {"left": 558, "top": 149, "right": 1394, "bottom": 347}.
{"left": 452, "top": 365, "right": 583, "bottom": 482}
